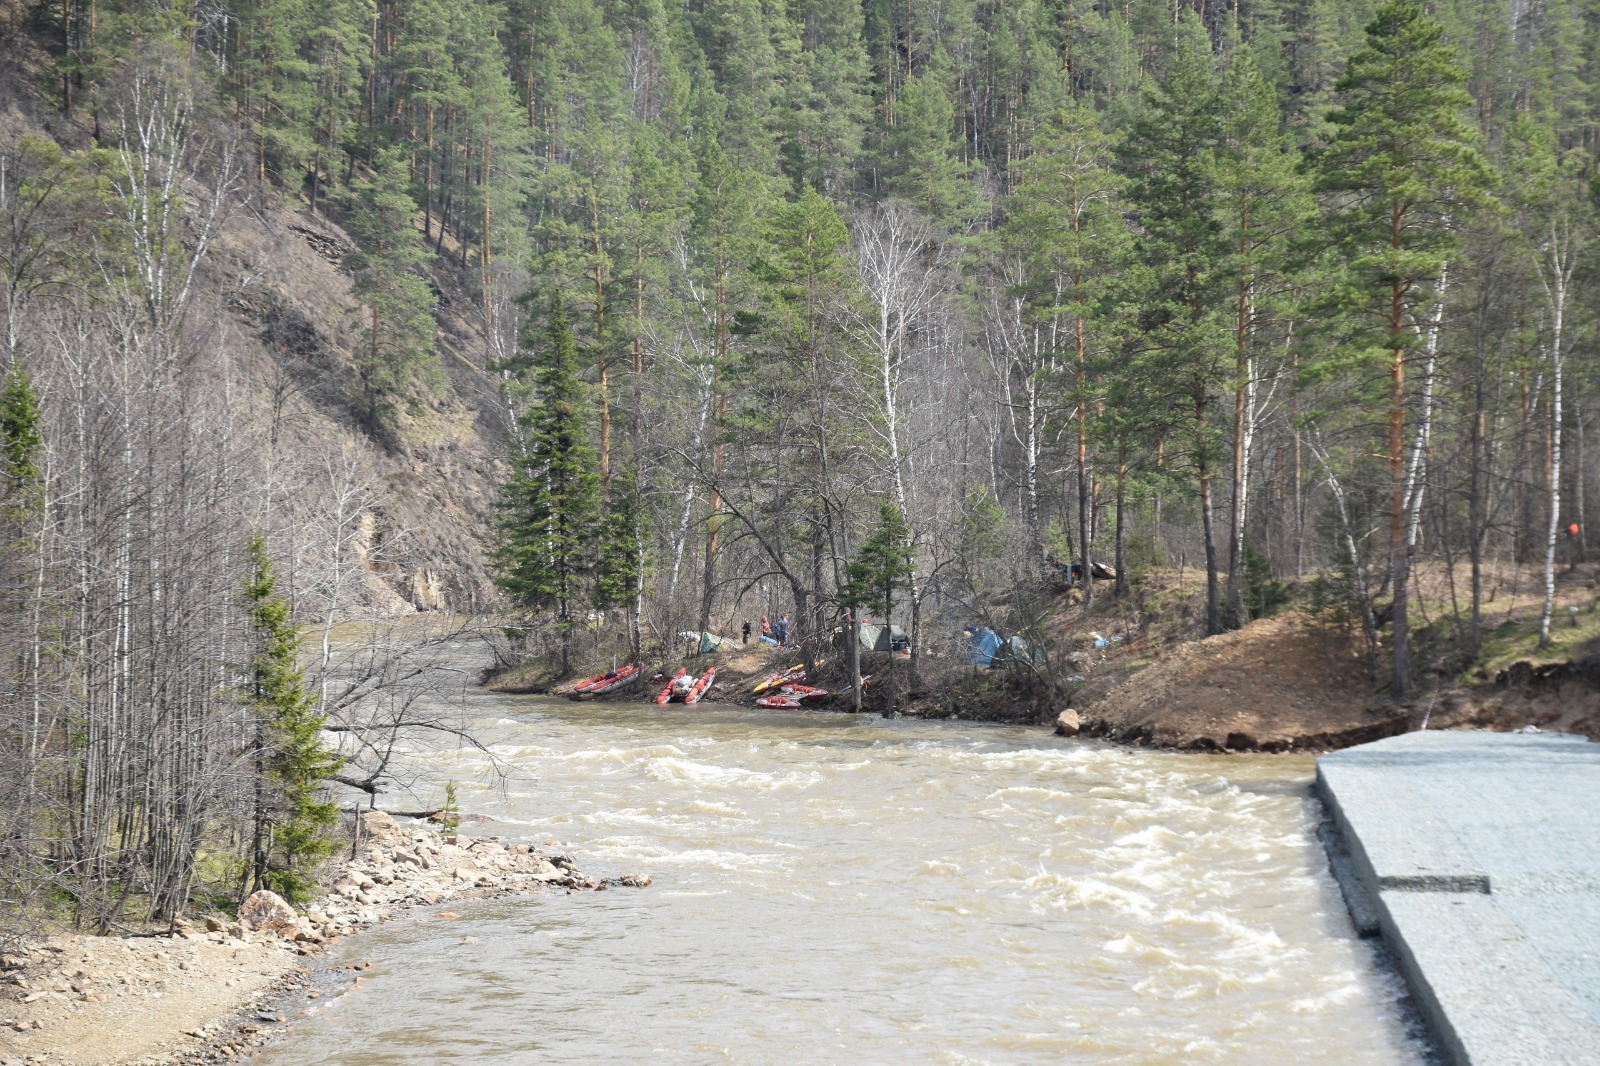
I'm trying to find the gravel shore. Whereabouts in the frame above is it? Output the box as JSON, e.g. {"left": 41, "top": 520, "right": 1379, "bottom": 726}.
{"left": 0, "top": 812, "right": 648, "bottom": 1065}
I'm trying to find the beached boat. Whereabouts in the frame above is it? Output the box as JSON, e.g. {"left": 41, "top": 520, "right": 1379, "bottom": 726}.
{"left": 576, "top": 663, "right": 642, "bottom": 694}
{"left": 682, "top": 667, "right": 716, "bottom": 704}
{"left": 654, "top": 668, "right": 687, "bottom": 704}
{"left": 835, "top": 674, "right": 874, "bottom": 696}
{"left": 751, "top": 667, "right": 802, "bottom": 694}
{"left": 591, "top": 665, "right": 644, "bottom": 694}
{"left": 777, "top": 683, "right": 829, "bottom": 701}
{"left": 754, "top": 694, "right": 803, "bottom": 710}
{"left": 751, "top": 659, "right": 826, "bottom": 694}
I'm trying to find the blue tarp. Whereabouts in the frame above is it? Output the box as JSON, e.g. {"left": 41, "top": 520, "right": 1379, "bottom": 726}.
{"left": 964, "top": 627, "right": 1002, "bottom": 665}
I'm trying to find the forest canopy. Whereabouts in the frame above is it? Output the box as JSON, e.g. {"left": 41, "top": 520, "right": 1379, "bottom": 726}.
{"left": 2, "top": 0, "right": 1597, "bottom": 930}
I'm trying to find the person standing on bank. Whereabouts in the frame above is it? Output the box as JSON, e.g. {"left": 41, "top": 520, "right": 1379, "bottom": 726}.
{"left": 742, "top": 620, "right": 752, "bottom": 644}
{"left": 776, "top": 615, "right": 790, "bottom": 645}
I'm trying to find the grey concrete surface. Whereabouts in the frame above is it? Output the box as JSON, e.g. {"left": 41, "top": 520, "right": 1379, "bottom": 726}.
{"left": 1317, "top": 730, "right": 1600, "bottom": 1066}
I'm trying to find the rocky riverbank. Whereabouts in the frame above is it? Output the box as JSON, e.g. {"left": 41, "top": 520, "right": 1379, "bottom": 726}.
{"left": 0, "top": 813, "right": 649, "bottom": 1065}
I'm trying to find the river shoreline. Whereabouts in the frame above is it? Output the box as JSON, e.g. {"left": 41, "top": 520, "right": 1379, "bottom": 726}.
{"left": 491, "top": 610, "right": 1598, "bottom": 754}
{"left": 0, "top": 812, "right": 648, "bottom": 1066}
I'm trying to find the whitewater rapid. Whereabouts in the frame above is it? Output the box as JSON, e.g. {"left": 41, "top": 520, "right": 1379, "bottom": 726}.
{"left": 259, "top": 691, "right": 1424, "bottom": 1064}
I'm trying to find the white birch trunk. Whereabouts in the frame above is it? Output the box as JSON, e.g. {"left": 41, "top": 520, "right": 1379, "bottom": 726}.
{"left": 1537, "top": 226, "right": 1573, "bottom": 645}
{"left": 1403, "top": 263, "right": 1448, "bottom": 549}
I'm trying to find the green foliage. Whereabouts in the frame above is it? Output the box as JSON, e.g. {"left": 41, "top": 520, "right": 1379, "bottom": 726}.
{"left": 881, "top": 49, "right": 982, "bottom": 223}
{"left": 344, "top": 149, "right": 441, "bottom": 433}
{"left": 1305, "top": 564, "right": 1368, "bottom": 638}
{"left": 1312, "top": 0, "right": 1496, "bottom": 355}
{"left": 242, "top": 532, "right": 341, "bottom": 905}
{"left": 0, "top": 360, "right": 43, "bottom": 604}
{"left": 1242, "top": 545, "right": 1292, "bottom": 620}
{"left": 1007, "top": 96, "right": 1130, "bottom": 334}
{"left": 843, "top": 501, "right": 915, "bottom": 626}
{"left": 594, "top": 471, "right": 649, "bottom": 613}
{"left": 1122, "top": 16, "right": 1229, "bottom": 379}
{"left": 494, "top": 296, "right": 602, "bottom": 673}
{"left": 439, "top": 781, "right": 462, "bottom": 834}
{"left": 0, "top": 362, "right": 42, "bottom": 504}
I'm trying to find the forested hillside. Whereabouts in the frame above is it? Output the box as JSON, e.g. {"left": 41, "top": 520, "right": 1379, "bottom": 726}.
{"left": 2, "top": 0, "right": 1597, "bottom": 930}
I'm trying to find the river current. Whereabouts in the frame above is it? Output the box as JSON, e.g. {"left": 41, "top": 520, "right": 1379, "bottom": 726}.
{"left": 260, "top": 685, "right": 1424, "bottom": 1064}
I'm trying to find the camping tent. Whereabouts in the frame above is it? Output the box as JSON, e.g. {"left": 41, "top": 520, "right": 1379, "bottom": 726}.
{"left": 993, "top": 634, "right": 1042, "bottom": 666}
{"left": 964, "top": 627, "right": 1002, "bottom": 665}
{"left": 965, "top": 628, "right": 1041, "bottom": 667}
{"left": 860, "top": 623, "right": 909, "bottom": 652}
{"left": 679, "top": 631, "right": 732, "bottom": 653}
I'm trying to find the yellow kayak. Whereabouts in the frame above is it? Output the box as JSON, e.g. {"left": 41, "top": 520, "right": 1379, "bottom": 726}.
{"left": 751, "top": 659, "right": 825, "bottom": 694}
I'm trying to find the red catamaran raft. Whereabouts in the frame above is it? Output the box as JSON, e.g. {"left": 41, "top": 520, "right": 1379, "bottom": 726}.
{"left": 682, "top": 667, "right": 716, "bottom": 704}
{"left": 655, "top": 666, "right": 716, "bottom": 704}
{"left": 653, "top": 667, "right": 687, "bottom": 704}
{"left": 574, "top": 663, "right": 644, "bottom": 695}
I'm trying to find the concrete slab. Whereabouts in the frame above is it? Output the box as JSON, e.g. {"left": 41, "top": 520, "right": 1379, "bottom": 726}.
{"left": 1316, "top": 730, "right": 1600, "bottom": 1065}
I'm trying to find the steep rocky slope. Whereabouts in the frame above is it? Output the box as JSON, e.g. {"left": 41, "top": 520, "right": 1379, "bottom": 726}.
{"left": 0, "top": 20, "right": 508, "bottom": 612}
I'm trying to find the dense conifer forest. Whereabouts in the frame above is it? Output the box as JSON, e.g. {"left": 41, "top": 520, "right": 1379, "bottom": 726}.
{"left": 2, "top": 0, "right": 1597, "bottom": 933}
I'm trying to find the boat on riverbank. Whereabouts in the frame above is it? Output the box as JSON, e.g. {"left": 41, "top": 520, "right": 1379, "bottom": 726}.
{"left": 777, "top": 683, "right": 828, "bottom": 701}
{"left": 575, "top": 663, "right": 643, "bottom": 695}
{"left": 654, "top": 668, "right": 687, "bottom": 704}
{"left": 655, "top": 666, "right": 716, "bottom": 704}
{"left": 683, "top": 667, "right": 716, "bottom": 704}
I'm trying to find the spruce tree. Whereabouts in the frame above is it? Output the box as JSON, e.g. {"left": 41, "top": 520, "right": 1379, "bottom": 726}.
{"left": 0, "top": 361, "right": 43, "bottom": 629}
{"left": 494, "top": 297, "right": 603, "bottom": 676}
{"left": 242, "top": 532, "right": 340, "bottom": 904}
{"left": 843, "top": 501, "right": 914, "bottom": 717}
{"left": 594, "top": 470, "right": 649, "bottom": 661}
{"left": 1313, "top": 0, "right": 1494, "bottom": 698}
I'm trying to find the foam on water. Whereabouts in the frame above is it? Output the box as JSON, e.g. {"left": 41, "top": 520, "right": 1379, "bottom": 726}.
{"left": 264, "top": 690, "right": 1425, "bottom": 1066}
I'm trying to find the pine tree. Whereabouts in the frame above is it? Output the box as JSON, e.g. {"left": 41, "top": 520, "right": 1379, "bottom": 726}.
{"left": 1006, "top": 96, "right": 1130, "bottom": 608}
{"left": 228, "top": 0, "right": 318, "bottom": 185}
{"left": 1210, "top": 45, "right": 1315, "bottom": 626}
{"left": 1313, "top": 0, "right": 1494, "bottom": 698}
{"left": 494, "top": 296, "right": 603, "bottom": 676}
{"left": 242, "top": 532, "right": 341, "bottom": 905}
{"left": 344, "top": 148, "right": 441, "bottom": 435}
{"left": 754, "top": 186, "right": 857, "bottom": 660}
{"left": 1122, "top": 14, "right": 1232, "bottom": 635}
{"left": 788, "top": 0, "right": 873, "bottom": 192}
{"left": 882, "top": 49, "right": 982, "bottom": 223}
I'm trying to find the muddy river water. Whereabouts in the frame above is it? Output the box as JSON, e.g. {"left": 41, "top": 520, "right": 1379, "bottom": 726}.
{"left": 260, "top": 687, "right": 1425, "bottom": 1064}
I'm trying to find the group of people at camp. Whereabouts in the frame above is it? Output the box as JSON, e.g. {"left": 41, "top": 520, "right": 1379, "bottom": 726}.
{"left": 742, "top": 615, "right": 790, "bottom": 646}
